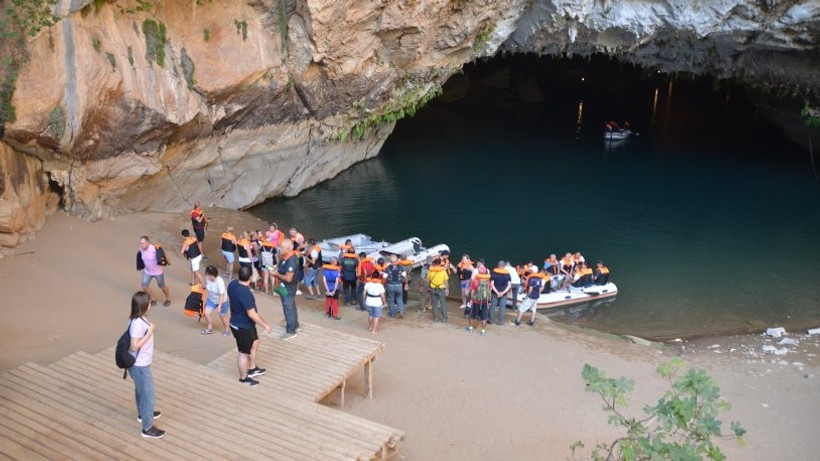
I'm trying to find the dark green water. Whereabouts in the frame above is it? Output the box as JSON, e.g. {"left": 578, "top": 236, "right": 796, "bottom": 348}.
{"left": 252, "top": 56, "right": 820, "bottom": 340}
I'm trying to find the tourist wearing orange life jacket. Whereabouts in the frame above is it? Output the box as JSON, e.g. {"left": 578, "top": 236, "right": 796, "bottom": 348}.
{"left": 322, "top": 257, "right": 342, "bottom": 320}
{"left": 489, "top": 260, "right": 512, "bottom": 325}
{"left": 220, "top": 226, "right": 238, "bottom": 280}
{"left": 364, "top": 271, "right": 387, "bottom": 334}
{"left": 338, "top": 239, "right": 354, "bottom": 262}
{"left": 384, "top": 254, "right": 408, "bottom": 319}
{"left": 515, "top": 268, "right": 547, "bottom": 326}
{"left": 259, "top": 236, "right": 278, "bottom": 296}
{"left": 190, "top": 203, "right": 208, "bottom": 260}
{"left": 236, "top": 232, "right": 253, "bottom": 270}
{"left": 456, "top": 254, "right": 475, "bottom": 309}
{"left": 467, "top": 265, "right": 491, "bottom": 335}
{"left": 302, "top": 239, "right": 322, "bottom": 300}
{"left": 505, "top": 261, "right": 521, "bottom": 311}
{"left": 289, "top": 228, "right": 307, "bottom": 295}
{"left": 427, "top": 257, "right": 449, "bottom": 322}
{"left": 560, "top": 253, "right": 574, "bottom": 276}
{"left": 340, "top": 249, "right": 359, "bottom": 306}
{"left": 593, "top": 261, "right": 610, "bottom": 285}
{"left": 180, "top": 229, "right": 205, "bottom": 287}
{"left": 543, "top": 253, "right": 560, "bottom": 276}
{"left": 356, "top": 253, "right": 376, "bottom": 309}
{"left": 566, "top": 262, "right": 594, "bottom": 289}
{"left": 399, "top": 255, "right": 414, "bottom": 306}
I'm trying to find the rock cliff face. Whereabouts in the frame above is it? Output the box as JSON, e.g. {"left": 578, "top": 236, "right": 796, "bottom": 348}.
{"left": 0, "top": 0, "right": 817, "bottom": 252}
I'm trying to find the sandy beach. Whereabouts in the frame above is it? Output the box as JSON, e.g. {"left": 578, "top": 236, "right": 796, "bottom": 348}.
{"left": 0, "top": 210, "right": 818, "bottom": 460}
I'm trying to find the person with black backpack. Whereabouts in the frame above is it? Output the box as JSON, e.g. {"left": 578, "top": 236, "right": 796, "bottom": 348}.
{"left": 127, "top": 291, "right": 166, "bottom": 439}
{"left": 138, "top": 236, "right": 171, "bottom": 307}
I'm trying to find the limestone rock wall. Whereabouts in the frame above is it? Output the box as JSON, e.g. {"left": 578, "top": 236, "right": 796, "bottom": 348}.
{"left": 0, "top": 0, "right": 817, "bottom": 251}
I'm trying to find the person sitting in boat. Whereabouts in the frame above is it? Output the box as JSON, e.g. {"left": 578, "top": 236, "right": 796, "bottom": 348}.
{"left": 572, "top": 262, "right": 594, "bottom": 289}
{"left": 572, "top": 252, "right": 585, "bottom": 268}
{"left": 560, "top": 253, "right": 574, "bottom": 276}
{"left": 338, "top": 238, "right": 354, "bottom": 262}
{"left": 543, "top": 254, "right": 560, "bottom": 276}
{"left": 593, "top": 261, "right": 610, "bottom": 285}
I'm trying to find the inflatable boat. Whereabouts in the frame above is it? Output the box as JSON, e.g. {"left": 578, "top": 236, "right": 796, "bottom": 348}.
{"left": 604, "top": 129, "right": 632, "bottom": 141}
{"left": 319, "top": 234, "right": 449, "bottom": 269}
{"left": 509, "top": 274, "right": 618, "bottom": 309}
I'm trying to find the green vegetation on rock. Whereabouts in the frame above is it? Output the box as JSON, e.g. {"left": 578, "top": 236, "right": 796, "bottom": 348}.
{"left": 92, "top": 36, "right": 101, "bottom": 53}
{"left": 801, "top": 102, "right": 820, "bottom": 128}
{"left": 2, "top": 0, "right": 59, "bottom": 39}
{"left": 277, "top": 0, "right": 288, "bottom": 52}
{"left": 181, "top": 48, "right": 196, "bottom": 90}
{"left": 142, "top": 19, "right": 167, "bottom": 67}
{"left": 0, "top": 56, "right": 19, "bottom": 124}
{"left": 203, "top": 28, "right": 210, "bottom": 42}
{"left": 234, "top": 19, "right": 248, "bottom": 41}
{"left": 47, "top": 106, "right": 65, "bottom": 139}
{"left": 332, "top": 82, "right": 443, "bottom": 142}
{"left": 570, "top": 358, "right": 745, "bottom": 461}
{"left": 105, "top": 52, "right": 116, "bottom": 71}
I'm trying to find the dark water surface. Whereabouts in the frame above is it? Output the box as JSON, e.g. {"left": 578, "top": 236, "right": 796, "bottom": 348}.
{"left": 251, "top": 55, "right": 820, "bottom": 340}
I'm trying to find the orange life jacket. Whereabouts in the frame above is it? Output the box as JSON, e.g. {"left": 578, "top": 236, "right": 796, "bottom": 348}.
{"left": 183, "top": 236, "right": 200, "bottom": 259}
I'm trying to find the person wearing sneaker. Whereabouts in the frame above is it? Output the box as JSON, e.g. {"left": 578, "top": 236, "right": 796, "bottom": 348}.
{"left": 384, "top": 254, "right": 407, "bottom": 319}
{"left": 127, "top": 291, "right": 166, "bottom": 439}
{"left": 227, "top": 266, "right": 273, "bottom": 386}
{"left": 276, "top": 239, "right": 300, "bottom": 341}
{"left": 203, "top": 266, "right": 231, "bottom": 336}
{"left": 302, "top": 238, "right": 322, "bottom": 300}
{"left": 515, "top": 268, "right": 546, "bottom": 326}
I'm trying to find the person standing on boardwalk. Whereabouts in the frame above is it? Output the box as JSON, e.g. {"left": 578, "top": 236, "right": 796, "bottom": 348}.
{"left": 489, "top": 260, "right": 512, "bottom": 325}
{"left": 322, "top": 257, "right": 342, "bottom": 319}
{"left": 277, "top": 239, "right": 300, "bottom": 341}
{"left": 202, "top": 266, "right": 231, "bottom": 336}
{"left": 384, "top": 254, "right": 407, "bottom": 319}
{"left": 427, "top": 257, "right": 449, "bottom": 322}
{"left": 363, "top": 272, "right": 387, "bottom": 334}
{"left": 127, "top": 291, "right": 166, "bottom": 438}
{"left": 190, "top": 203, "right": 208, "bottom": 260}
{"left": 228, "top": 266, "right": 272, "bottom": 386}
{"left": 138, "top": 236, "right": 171, "bottom": 307}
{"left": 180, "top": 229, "right": 205, "bottom": 287}
{"left": 220, "top": 226, "right": 238, "bottom": 280}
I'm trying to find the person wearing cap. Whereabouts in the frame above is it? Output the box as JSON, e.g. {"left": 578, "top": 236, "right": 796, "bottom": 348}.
{"left": 593, "top": 261, "right": 610, "bottom": 285}
{"left": 489, "top": 260, "right": 512, "bottom": 325}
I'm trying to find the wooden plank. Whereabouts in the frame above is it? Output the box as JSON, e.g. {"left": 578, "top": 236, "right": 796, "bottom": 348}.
{"left": 55, "top": 355, "right": 324, "bottom": 461}
{"left": 0, "top": 368, "right": 196, "bottom": 461}
{"left": 0, "top": 397, "right": 138, "bottom": 460}
{"left": 71, "top": 353, "right": 376, "bottom": 461}
{"left": 0, "top": 415, "right": 73, "bottom": 461}
{"left": 0, "top": 434, "right": 50, "bottom": 461}
{"left": 5, "top": 364, "right": 201, "bottom": 459}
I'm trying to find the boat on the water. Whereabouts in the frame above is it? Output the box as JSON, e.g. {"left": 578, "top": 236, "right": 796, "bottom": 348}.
{"left": 318, "top": 234, "right": 449, "bottom": 269}
{"left": 604, "top": 129, "right": 632, "bottom": 141}
{"left": 508, "top": 274, "right": 618, "bottom": 309}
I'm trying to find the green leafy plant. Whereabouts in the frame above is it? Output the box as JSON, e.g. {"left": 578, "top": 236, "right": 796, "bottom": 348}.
{"left": 142, "top": 19, "right": 167, "bottom": 67}
{"left": 203, "top": 28, "right": 210, "bottom": 42}
{"left": 571, "top": 358, "right": 745, "bottom": 461}
{"left": 91, "top": 36, "right": 101, "bottom": 52}
{"left": 332, "top": 83, "right": 443, "bottom": 142}
{"left": 473, "top": 26, "right": 493, "bottom": 52}
{"left": 116, "top": 0, "right": 153, "bottom": 15}
{"left": 3, "top": 0, "right": 59, "bottom": 38}
{"left": 801, "top": 102, "right": 820, "bottom": 128}
{"left": 47, "top": 106, "right": 65, "bottom": 138}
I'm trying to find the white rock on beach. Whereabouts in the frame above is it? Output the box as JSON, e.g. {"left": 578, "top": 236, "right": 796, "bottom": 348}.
{"left": 807, "top": 327, "right": 820, "bottom": 335}
{"left": 762, "top": 345, "right": 789, "bottom": 355}
{"left": 779, "top": 338, "right": 798, "bottom": 346}
{"left": 765, "top": 327, "right": 786, "bottom": 338}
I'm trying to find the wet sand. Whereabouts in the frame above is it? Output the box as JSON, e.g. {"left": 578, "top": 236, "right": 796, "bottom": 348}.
{"left": 0, "top": 210, "right": 817, "bottom": 460}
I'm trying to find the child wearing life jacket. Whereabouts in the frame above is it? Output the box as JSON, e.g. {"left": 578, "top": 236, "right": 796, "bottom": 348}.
{"left": 322, "top": 257, "right": 342, "bottom": 320}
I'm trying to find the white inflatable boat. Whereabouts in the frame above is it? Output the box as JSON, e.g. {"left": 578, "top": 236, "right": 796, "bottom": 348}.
{"left": 509, "top": 274, "right": 618, "bottom": 309}
{"left": 319, "top": 234, "right": 449, "bottom": 269}
{"left": 604, "top": 129, "right": 632, "bottom": 141}
{"left": 318, "top": 234, "right": 390, "bottom": 262}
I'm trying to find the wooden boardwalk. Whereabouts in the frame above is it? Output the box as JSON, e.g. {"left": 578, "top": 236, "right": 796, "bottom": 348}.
{"left": 207, "top": 323, "right": 384, "bottom": 407}
{"left": 0, "top": 323, "right": 404, "bottom": 460}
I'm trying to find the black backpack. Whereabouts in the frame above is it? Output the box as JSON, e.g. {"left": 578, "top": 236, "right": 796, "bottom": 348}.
{"left": 115, "top": 320, "right": 138, "bottom": 379}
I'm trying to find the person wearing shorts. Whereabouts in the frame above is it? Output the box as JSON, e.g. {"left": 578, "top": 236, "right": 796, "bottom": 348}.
{"left": 203, "top": 266, "right": 231, "bottom": 336}
{"left": 515, "top": 270, "right": 546, "bottom": 326}
{"left": 227, "top": 266, "right": 272, "bottom": 386}
{"left": 139, "top": 236, "right": 171, "bottom": 307}
{"left": 363, "top": 274, "right": 386, "bottom": 334}
{"left": 190, "top": 203, "right": 208, "bottom": 259}
{"left": 180, "top": 229, "right": 205, "bottom": 287}
{"left": 467, "top": 266, "right": 491, "bottom": 335}
{"left": 220, "top": 226, "right": 238, "bottom": 280}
